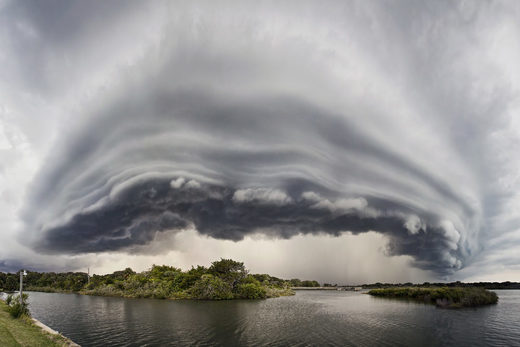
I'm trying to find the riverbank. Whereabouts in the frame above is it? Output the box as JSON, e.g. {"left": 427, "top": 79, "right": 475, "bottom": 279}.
{"left": 368, "top": 287, "right": 498, "bottom": 308}
{"left": 0, "top": 300, "right": 77, "bottom": 346}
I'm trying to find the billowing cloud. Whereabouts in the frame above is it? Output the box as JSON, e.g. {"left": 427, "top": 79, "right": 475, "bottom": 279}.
{"left": 1, "top": 1, "right": 519, "bottom": 279}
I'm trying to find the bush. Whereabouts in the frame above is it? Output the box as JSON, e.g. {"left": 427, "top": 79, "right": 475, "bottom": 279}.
{"left": 190, "top": 274, "right": 233, "bottom": 300}
{"left": 6, "top": 293, "right": 30, "bottom": 318}
{"left": 236, "top": 283, "right": 267, "bottom": 299}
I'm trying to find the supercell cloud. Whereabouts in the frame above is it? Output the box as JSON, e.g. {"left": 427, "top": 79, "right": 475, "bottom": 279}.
{"left": 2, "top": 1, "right": 520, "bottom": 278}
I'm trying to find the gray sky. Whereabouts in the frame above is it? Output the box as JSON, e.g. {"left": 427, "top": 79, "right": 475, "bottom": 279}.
{"left": 1, "top": 0, "right": 519, "bottom": 283}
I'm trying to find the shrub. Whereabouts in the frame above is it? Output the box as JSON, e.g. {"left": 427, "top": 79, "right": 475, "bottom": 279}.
{"left": 236, "top": 283, "right": 267, "bottom": 299}
{"left": 190, "top": 274, "right": 233, "bottom": 300}
{"left": 6, "top": 293, "right": 30, "bottom": 318}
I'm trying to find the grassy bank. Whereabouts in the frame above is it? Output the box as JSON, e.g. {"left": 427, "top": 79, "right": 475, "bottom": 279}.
{"left": 368, "top": 287, "right": 498, "bottom": 308}
{"left": 0, "top": 300, "right": 70, "bottom": 346}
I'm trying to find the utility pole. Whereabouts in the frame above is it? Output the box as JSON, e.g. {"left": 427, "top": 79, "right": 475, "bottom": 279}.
{"left": 19, "top": 270, "right": 23, "bottom": 305}
{"left": 88, "top": 267, "right": 90, "bottom": 284}
{"left": 19, "top": 270, "right": 27, "bottom": 305}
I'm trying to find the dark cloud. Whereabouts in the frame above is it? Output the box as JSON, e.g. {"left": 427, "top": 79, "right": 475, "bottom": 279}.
{"left": 21, "top": 89, "right": 475, "bottom": 275}
{"left": 31, "top": 175, "right": 463, "bottom": 275}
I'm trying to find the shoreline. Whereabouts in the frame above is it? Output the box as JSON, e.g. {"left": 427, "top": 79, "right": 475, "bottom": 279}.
{"left": 291, "top": 286, "right": 364, "bottom": 291}
{"left": 24, "top": 288, "right": 295, "bottom": 301}
{"left": 32, "top": 316, "right": 80, "bottom": 347}
{"left": 0, "top": 296, "right": 80, "bottom": 346}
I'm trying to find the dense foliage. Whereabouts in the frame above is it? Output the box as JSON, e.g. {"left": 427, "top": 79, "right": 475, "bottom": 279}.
{"left": 0, "top": 259, "right": 312, "bottom": 300}
{"left": 368, "top": 287, "right": 498, "bottom": 308}
{"left": 0, "top": 271, "right": 88, "bottom": 292}
{"left": 80, "top": 259, "right": 297, "bottom": 300}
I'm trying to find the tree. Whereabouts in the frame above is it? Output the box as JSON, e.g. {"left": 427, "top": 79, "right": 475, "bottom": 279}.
{"left": 5, "top": 275, "right": 17, "bottom": 291}
{"left": 209, "top": 259, "right": 247, "bottom": 290}
{"left": 177, "top": 266, "right": 207, "bottom": 290}
{"left": 290, "top": 279, "right": 302, "bottom": 287}
{"left": 301, "top": 280, "right": 320, "bottom": 287}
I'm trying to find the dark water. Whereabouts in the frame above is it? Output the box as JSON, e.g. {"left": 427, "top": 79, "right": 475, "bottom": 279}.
{"left": 26, "top": 290, "right": 520, "bottom": 346}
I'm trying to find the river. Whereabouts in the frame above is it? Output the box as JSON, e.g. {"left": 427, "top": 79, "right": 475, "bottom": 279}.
{"left": 26, "top": 290, "right": 520, "bottom": 346}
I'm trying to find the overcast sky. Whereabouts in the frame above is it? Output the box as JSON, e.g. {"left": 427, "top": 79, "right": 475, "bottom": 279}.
{"left": 1, "top": 0, "right": 519, "bottom": 284}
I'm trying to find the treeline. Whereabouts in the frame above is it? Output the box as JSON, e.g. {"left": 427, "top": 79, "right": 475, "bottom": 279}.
{"left": 0, "top": 259, "right": 320, "bottom": 300}
{"left": 362, "top": 281, "right": 520, "bottom": 290}
{"left": 0, "top": 271, "right": 88, "bottom": 292}
{"left": 288, "top": 279, "right": 320, "bottom": 287}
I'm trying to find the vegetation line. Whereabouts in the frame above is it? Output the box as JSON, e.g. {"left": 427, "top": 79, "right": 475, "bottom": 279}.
{"left": 368, "top": 287, "right": 498, "bottom": 308}
{"left": 1, "top": 259, "right": 319, "bottom": 300}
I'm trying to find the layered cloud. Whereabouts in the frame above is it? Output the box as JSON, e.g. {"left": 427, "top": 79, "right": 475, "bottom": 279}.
{"left": 1, "top": 1, "right": 520, "bottom": 278}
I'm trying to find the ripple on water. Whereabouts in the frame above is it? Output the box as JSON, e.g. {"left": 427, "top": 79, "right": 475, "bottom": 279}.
{"left": 25, "top": 290, "right": 520, "bottom": 346}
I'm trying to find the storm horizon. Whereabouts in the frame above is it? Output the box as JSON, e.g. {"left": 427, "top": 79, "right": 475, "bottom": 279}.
{"left": 1, "top": 0, "right": 520, "bottom": 284}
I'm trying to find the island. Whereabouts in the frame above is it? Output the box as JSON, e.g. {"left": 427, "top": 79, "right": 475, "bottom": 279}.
{"left": 0, "top": 259, "right": 319, "bottom": 300}
{"left": 368, "top": 287, "right": 498, "bottom": 308}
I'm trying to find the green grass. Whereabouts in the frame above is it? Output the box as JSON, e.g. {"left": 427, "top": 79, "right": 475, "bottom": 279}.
{"left": 0, "top": 301, "right": 69, "bottom": 346}
{"left": 368, "top": 287, "right": 498, "bottom": 308}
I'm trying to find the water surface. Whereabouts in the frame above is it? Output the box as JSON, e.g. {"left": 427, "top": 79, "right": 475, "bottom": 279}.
{"left": 27, "top": 290, "right": 520, "bottom": 346}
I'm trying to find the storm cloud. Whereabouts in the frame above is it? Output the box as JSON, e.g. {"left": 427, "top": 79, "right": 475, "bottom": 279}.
{"left": 2, "top": 1, "right": 520, "bottom": 278}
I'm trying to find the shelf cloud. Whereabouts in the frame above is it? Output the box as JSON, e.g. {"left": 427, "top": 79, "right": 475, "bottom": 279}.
{"left": 1, "top": 1, "right": 519, "bottom": 278}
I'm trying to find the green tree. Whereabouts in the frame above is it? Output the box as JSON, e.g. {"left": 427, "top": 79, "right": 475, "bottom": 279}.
{"left": 290, "top": 279, "right": 302, "bottom": 287}
{"left": 301, "top": 280, "right": 320, "bottom": 287}
{"left": 209, "top": 259, "right": 247, "bottom": 290}
{"left": 5, "top": 275, "right": 17, "bottom": 291}
{"left": 177, "top": 266, "right": 207, "bottom": 290}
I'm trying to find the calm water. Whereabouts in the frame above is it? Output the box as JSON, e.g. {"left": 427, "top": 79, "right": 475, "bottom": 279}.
{"left": 26, "top": 290, "right": 520, "bottom": 346}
